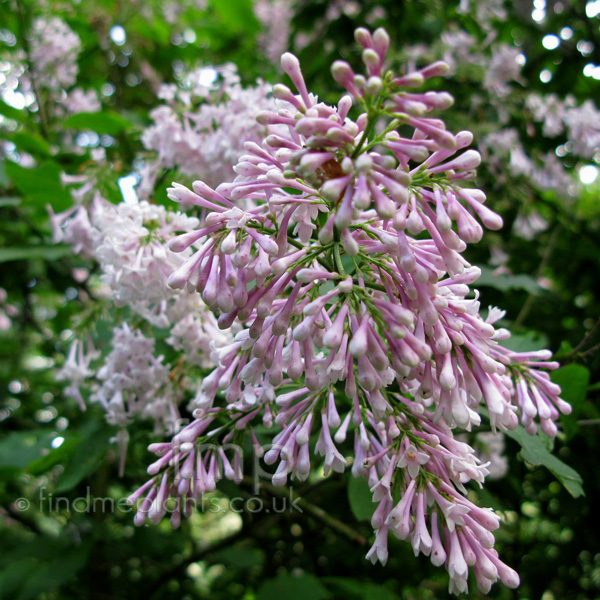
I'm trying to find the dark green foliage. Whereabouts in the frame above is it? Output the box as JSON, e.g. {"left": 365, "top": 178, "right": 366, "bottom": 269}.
{"left": 1, "top": 0, "right": 599, "bottom": 599}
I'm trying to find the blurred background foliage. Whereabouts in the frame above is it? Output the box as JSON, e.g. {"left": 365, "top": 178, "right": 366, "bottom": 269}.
{"left": 0, "top": 0, "right": 599, "bottom": 598}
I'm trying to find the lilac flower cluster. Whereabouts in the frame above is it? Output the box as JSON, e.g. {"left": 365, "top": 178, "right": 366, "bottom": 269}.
{"left": 139, "top": 64, "right": 276, "bottom": 194}
{"left": 0, "top": 288, "right": 18, "bottom": 331}
{"left": 53, "top": 195, "right": 228, "bottom": 465}
{"left": 29, "top": 17, "right": 81, "bottom": 90}
{"left": 408, "top": 23, "right": 600, "bottom": 244}
{"left": 128, "top": 28, "right": 571, "bottom": 593}
{"left": 253, "top": 0, "right": 294, "bottom": 64}
{"left": 0, "top": 16, "right": 99, "bottom": 160}
{"left": 27, "top": 17, "right": 100, "bottom": 117}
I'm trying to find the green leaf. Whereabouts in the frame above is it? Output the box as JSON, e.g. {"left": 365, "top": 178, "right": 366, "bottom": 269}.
{"left": 0, "top": 431, "right": 55, "bottom": 474}
{"left": 211, "top": 545, "right": 265, "bottom": 569}
{"left": 0, "top": 540, "right": 91, "bottom": 600}
{"left": 340, "top": 253, "right": 357, "bottom": 275}
{"left": 476, "top": 265, "right": 541, "bottom": 294}
{"left": 257, "top": 574, "right": 331, "bottom": 600}
{"left": 0, "top": 196, "right": 21, "bottom": 207}
{"left": 552, "top": 364, "right": 590, "bottom": 439}
{"left": 348, "top": 476, "right": 375, "bottom": 522}
{"left": 4, "top": 160, "right": 72, "bottom": 212}
{"left": 0, "top": 559, "right": 34, "bottom": 599}
{"left": 322, "top": 578, "right": 400, "bottom": 600}
{"left": 16, "top": 545, "right": 89, "bottom": 600}
{"left": 358, "top": 582, "right": 399, "bottom": 600}
{"left": 0, "top": 99, "right": 25, "bottom": 122}
{"left": 500, "top": 331, "right": 549, "bottom": 353}
{"left": 63, "top": 111, "right": 132, "bottom": 136}
{"left": 208, "top": 0, "right": 260, "bottom": 33}
{"left": 55, "top": 421, "right": 113, "bottom": 492}
{"left": 505, "top": 426, "right": 584, "bottom": 498}
{"left": 11, "top": 131, "right": 51, "bottom": 158}
{"left": 0, "top": 245, "right": 71, "bottom": 263}
{"left": 322, "top": 577, "right": 400, "bottom": 600}
{"left": 26, "top": 434, "right": 82, "bottom": 476}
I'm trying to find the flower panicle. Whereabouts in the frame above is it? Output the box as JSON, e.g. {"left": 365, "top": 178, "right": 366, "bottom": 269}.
{"left": 132, "top": 27, "right": 570, "bottom": 595}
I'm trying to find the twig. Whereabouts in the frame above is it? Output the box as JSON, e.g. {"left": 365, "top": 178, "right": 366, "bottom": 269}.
{"left": 571, "top": 317, "right": 600, "bottom": 356}
{"left": 148, "top": 528, "right": 246, "bottom": 600}
{"left": 249, "top": 477, "right": 367, "bottom": 546}
{"left": 1, "top": 504, "right": 43, "bottom": 534}
{"left": 15, "top": 0, "right": 49, "bottom": 139}
{"left": 514, "top": 225, "right": 562, "bottom": 328}
{"left": 576, "top": 419, "right": 600, "bottom": 426}
{"left": 559, "top": 317, "right": 600, "bottom": 363}
{"left": 580, "top": 342, "right": 600, "bottom": 360}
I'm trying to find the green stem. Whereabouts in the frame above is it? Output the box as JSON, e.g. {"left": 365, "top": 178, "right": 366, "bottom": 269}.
{"left": 333, "top": 242, "right": 345, "bottom": 275}
{"left": 251, "top": 478, "right": 367, "bottom": 546}
{"left": 15, "top": 0, "right": 49, "bottom": 139}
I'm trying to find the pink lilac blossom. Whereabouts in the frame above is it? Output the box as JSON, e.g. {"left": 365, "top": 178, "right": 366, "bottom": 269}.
{"left": 127, "top": 28, "right": 570, "bottom": 594}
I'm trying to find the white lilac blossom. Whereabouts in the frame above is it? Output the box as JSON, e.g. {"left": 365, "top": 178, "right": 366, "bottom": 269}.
{"left": 55, "top": 337, "right": 98, "bottom": 411}
{"left": 48, "top": 197, "right": 100, "bottom": 259}
{"left": 408, "top": 24, "right": 599, "bottom": 236}
{"left": 526, "top": 93, "right": 571, "bottom": 138}
{"left": 90, "top": 324, "right": 179, "bottom": 430}
{"left": 161, "top": 0, "right": 208, "bottom": 25}
{"left": 439, "top": 31, "right": 480, "bottom": 75}
{"left": 139, "top": 64, "right": 277, "bottom": 193}
{"left": 29, "top": 17, "right": 81, "bottom": 90}
{"left": 483, "top": 45, "right": 525, "bottom": 98}
{"left": 0, "top": 288, "right": 18, "bottom": 331}
{"left": 293, "top": 2, "right": 385, "bottom": 52}
{"left": 128, "top": 28, "right": 570, "bottom": 593}
{"left": 480, "top": 131, "right": 575, "bottom": 200}
{"left": 52, "top": 193, "right": 227, "bottom": 438}
{"left": 527, "top": 93, "right": 600, "bottom": 159}
{"left": 55, "top": 326, "right": 180, "bottom": 438}
{"left": 474, "top": 432, "right": 508, "bottom": 480}
{"left": 91, "top": 200, "right": 200, "bottom": 309}
{"left": 512, "top": 210, "right": 549, "bottom": 241}
{"left": 48, "top": 151, "right": 113, "bottom": 259}
{"left": 564, "top": 100, "right": 600, "bottom": 158}
{"left": 59, "top": 87, "right": 102, "bottom": 115}
{"left": 457, "top": 0, "right": 508, "bottom": 30}
{"left": 0, "top": 15, "right": 97, "bottom": 130}
{"left": 90, "top": 324, "right": 183, "bottom": 475}
{"left": 254, "top": 0, "right": 294, "bottom": 64}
